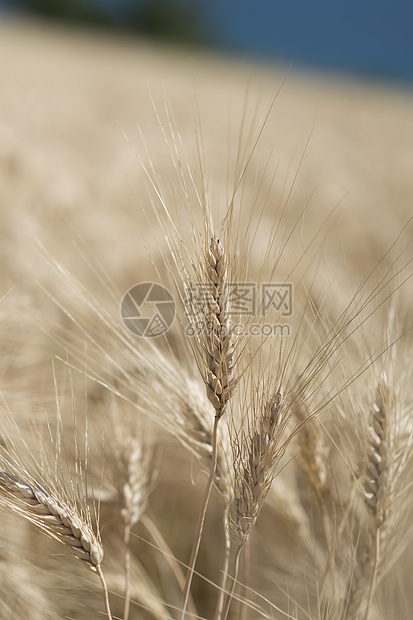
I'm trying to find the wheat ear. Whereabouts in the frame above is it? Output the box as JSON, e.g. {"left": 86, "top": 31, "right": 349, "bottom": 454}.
{"left": 222, "top": 390, "right": 288, "bottom": 620}
{"left": 362, "top": 382, "right": 389, "bottom": 528}
{"left": 119, "top": 436, "right": 153, "bottom": 620}
{"left": 346, "top": 380, "right": 389, "bottom": 620}
{"left": 0, "top": 468, "right": 112, "bottom": 619}
{"left": 294, "top": 391, "right": 337, "bottom": 604}
{"left": 181, "top": 236, "right": 237, "bottom": 620}
{"left": 230, "top": 391, "right": 285, "bottom": 548}
{"left": 203, "top": 238, "right": 236, "bottom": 418}
{"left": 295, "top": 397, "right": 330, "bottom": 504}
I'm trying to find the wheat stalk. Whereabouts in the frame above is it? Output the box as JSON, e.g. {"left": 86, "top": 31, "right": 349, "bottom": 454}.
{"left": 181, "top": 234, "right": 239, "bottom": 620}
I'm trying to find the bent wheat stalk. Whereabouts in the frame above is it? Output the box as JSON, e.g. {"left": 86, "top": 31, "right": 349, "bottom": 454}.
{"left": 0, "top": 468, "right": 112, "bottom": 619}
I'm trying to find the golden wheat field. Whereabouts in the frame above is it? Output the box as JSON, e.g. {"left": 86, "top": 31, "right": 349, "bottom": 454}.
{"left": 0, "top": 18, "right": 412, "bottom": 620}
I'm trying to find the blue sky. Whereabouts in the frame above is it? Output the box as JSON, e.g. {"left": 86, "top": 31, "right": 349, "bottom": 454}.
{"left": 214, "top": 0, "right": 413, "bottom": 82}
{"left": 2, "top": 0, "right": 412, "bottom": 84}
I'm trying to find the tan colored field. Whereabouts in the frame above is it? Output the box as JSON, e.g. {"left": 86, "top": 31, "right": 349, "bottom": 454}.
{"left": 0, "top": 18, "right": 412, "bottom": 620}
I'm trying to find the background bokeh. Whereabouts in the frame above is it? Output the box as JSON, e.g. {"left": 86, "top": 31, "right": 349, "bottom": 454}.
{"left": 1, "top": 0, "right": 413, "bottom": 84}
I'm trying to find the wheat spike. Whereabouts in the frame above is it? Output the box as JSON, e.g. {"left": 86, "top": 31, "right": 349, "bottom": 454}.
{"left": 230, "top": 391, "right": 285, "bottom": 547}
{"left": 179, "top": 237, "right": 239, "bottom": 619}
{"left": 363, "top": 382, "right": 389, "bottom": 527}
{"left": 346, "top": 380, "right": 390, "bottom": 620}
{"left": 222, "top": 391, "right": 291, "bottom": 620}
{"left": 0, "top": 469, "right": 103, "bottom": 569}
{"left": 120, "top": 436, "right": 152, "bottom": 529}
{"left": 295, "top": 394, "right": 330, "bottom": 503}
{"left": 202, "top": 238, "right": 236, "bottom": 418}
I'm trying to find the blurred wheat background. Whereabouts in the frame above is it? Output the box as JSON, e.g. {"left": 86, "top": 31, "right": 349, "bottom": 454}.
{"left": 0, "top": 11, "right": 412, "bottom": 620}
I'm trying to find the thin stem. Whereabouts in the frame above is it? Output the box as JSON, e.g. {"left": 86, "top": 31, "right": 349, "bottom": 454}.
{"left": 318, "top": 501, "right": 335, "bottom": 601}
{"left": 97, "top": 565, "right": 113, "bottom": 620}
{"left": 239, "top": 539, "right": 250, "bottom": 620}
{"left": 222, "top": 544, "right": 243, "bottom": 620}
{"left": 180, "top": 415, "right": 220, "bottom": 620}
{"left": 123, "top": 523, "right": 132, "bottom": 620}
{"left": 141, "top": 513, "right": 197, "bottom": 617}
{"left": 364, "top": 528, "right": 381, "bottom": 620}
{"left": 214, "top": 506, "right": 232, "bottom": 620}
